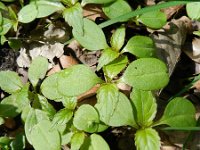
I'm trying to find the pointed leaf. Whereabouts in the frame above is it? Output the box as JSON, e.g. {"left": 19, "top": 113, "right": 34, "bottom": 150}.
{"left": 73, "top": 18, "right": 108, "bottom": 51}
{"left": 110, "top": 26, "right": 125, "bottom": 51}
{"left": 156, "top": 98, "right": 196, "bottom": 127}
{"left": 102, "top": 0, "right": 132, "bottom": 21}
{"left": 73, "top": 104, "right": 99, "bottom": 133}
{"left": 18, "top": 3, "right": 38, "bottom": 23}
{"left": 135, "top": 128, "right": 160, "bottom": 150}
{"left": 71, "top": 132, "right": 85, "bottom": 150}
{"left": 130, "top": 89, "right": 157, "bottom": 127}
{"left": 122, "top": 35, "right": 156, "bottom": 58}
{"left": 103, "top": 55, "right": 128, "bottom": 79}
{"left": 35, "top": 1, "right": 64, "bottom": 18}
{"left": 28, "top": 56, "right": 48, "bottom": 87}
{"left": 0, "top": 18, "right": 12, "bottom": 35}
{"left": 31, "top": 120, "right": 61, "bottom": 150}
{"left": 63, "top": 3, "right": 83, "bottom": 35}
{"left": 0, "top": 71, "right": 23, "bottom": 94}
{"left": 80, "top": 134, "right": 110, "bottom": 150}
{"left": 122, "top": 58, "right": 169, "bottom": 90}
{"left": 97, "top": 48, "right": 119, "bottom": 71}
{"left": 138, "top": 11, "right": 167, "bottom": 29}
{"left": 57, "top": 65, "right": 103, "bottom": 97}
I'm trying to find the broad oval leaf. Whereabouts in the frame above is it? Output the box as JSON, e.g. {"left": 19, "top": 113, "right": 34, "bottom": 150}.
{"left": 138, "top": 11, "right": 167, "bottom": 29}
{"left": 0, "top": 71, "right": 23, "bottom": 94}
{"left": 73, "top": 18, "right": 108, "bottom": 51}
{"left": 186, "top": 2, "right": 200, "bottom": 20}
{"left": 0, "top": 84, "right": 29, "bottom": 118}
{"left": 31, "top": 120, "right": 61, "bottom": 150}
{"left": 41, "top": 72, "right": 63, "bottom": 100}
{"left": 80, "top": 134, "right": 110, "bottom": 150}
{"left": 25, "top": 108, "right": 49, "bottom": 144}
{"left": 96, "top": 90, "right": 136, "bottom": 127}
{"left": 18, "top": 4, "right": 38, "bottom": 23}
{"left": 110, "top": 26, "right": 125, "bottom": 51}
{"left": 63, "top": 3, "right": 83, "bottom": 35}
{"left": 122, "top": 35, "right": 156, "bottom": 58}
{"left": 156, "top": 97, "right": 196, "bottom": 127}
{"left": 102, "top": 0, "right": 132, "bottom": 22}
{"left": 135, "top": 128, "right": 160, "bottom": 150}
{"left": 97, "top": 48, "right": 119, "bottom": 71}
{"left": 122, "top": 58, "right": 169, "bottom": 90}
{"left": 28, "top": 56, "right": 48, "bottom": 87}
{"left": 0, "top": 18, "right": 12, "bottom": 36}
{"left": 103, "top": 55, "right": 128, "bottom": 79}
{"left": 73, "top": 104, "right": 99, "bottom": 133}
{"left": 81, "top": 0, "right": 115, "bottom": 5}
{"left": 35, "top": 1, "right": 65, "bottom": 18}
{"left": 130, "top": 89, "right": 157, "bottom": 127}
{"left": 71, "top": 132, "right": 85, "bottom": 150}
{"left": 57, "top": 65, "right": 103, "bottom": 97}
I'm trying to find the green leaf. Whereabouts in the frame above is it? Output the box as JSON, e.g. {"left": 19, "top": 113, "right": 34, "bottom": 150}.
{"left": 0, "top": 12, "right": 2, "bottom": 26}
{"left": 130, "top": 89, "right": 157, "bottom": 127}
{"left": 0, "top": 137, "right": 11, "bottom": 148}
{"left": 81, "top": 0, "right": 115, "bottom": 5}
{"left": 0, "top": 2, "right": 7, "bottom": 10}
{"left": 0, "top": 84, "right": 29, "bottom": 118}
{"left": 156, "top": 97, "right": 196, "bottom": 127}
{"left": 96, "top": 89, "right": 136, "bottom": 127}
{"left": 138, "top": 11, "right": 167, "bottom": 29}
{"left": 0, "top": 18, "right": 12, "bottom": 36}
{"left": 103, "top": 55, "right": 128, "bottom": 79}
{"left": 0, "top": 71, "right": 23, "bottom": 94}
{"left": 71, "top": 132, "right": 85, "bottom": 150}
{"left": 8, "top": 39, "right": 22, "bottom": 50}
{"left": 80, "top": 134, "right": 110, "bottom": 150}
{"left": 18, "top": 3, "right": 38, "bottom": 23}
{"left": 52, "top": 108, "right": 73, "bottom": 127}
{"left": 135, "top": 128, "right": 160, "bottom": 150}
{"left": 61, "top": 97, "right": 77, "bottom": 110}
{"left": 122, "top": 58, "right": 169, "bottom": 90}
{"left": 97, "top": 48, "right": 119, "bottom": 71}
{"left": 0, "top": 117, "right": 4, "bottom": 125}
{"left": 1, "top": 35, "right": 7, "bottom": 45}
{"left": 102, "top": 0, "right": 132, "bottom": 21}
{"left": 41, "top": 72, "right": 63, "bottom": 100}
{"left": 35, "top": 1, "right": 64, "bottom": 18}
{"left": 186, "top": 2, "right": 200, "bottom": 20}
{"left": 10, "top": 132, "right": 26, "bottom": 150}
{"left": 63, "top": 3, "right": 83, "bottom": 35}
{"left": 122, "top": 35, "right": 156, "bottom": 58}
{"left": 110, "top": 26, "right": 125, "bottom": 51}
{"left": 73, "top": 18, "right": 108, "bottom": 51}
{"left": 28, "top": 56, "right": 48, "bottom": 87}
{"left": 31, "top": 120, "right": 61, "bottom": 150}
{"left": 73, "top": 104, "right": 99, "bottom": 133}
{"left": 57, "top": 65, "right": 103, "bottom": 97}
{"left": 25, "top": 108, "right": 49, "bottom": 144}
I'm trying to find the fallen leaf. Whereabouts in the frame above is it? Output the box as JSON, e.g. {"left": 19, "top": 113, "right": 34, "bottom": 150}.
{"left": 162, "top": 5, "right": 184, "bottom": 19}
{"left": 59, "top": 54, "right": 78, "bottom": 68}
{"left": 17, "top": 48, "right": 31, "bottom": 68}
{"left": 47, "top": 64, "right": 61, "bottom": 76}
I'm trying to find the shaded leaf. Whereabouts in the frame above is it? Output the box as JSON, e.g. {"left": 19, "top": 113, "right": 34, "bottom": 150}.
{"left": 122, "top": 58, "right": 169, "bottom": 90}
{"left": 73, "top": 104, "right": 99, "bottom": 133}
{"left": 135, "top": 128, "right": 160, "bottom": 150}
{"left": 138, "top": 11, "right": 167, "bottom": 29}
{"left": 82, "top": 0, "right": 115, "bottom": 5}
{"left": 97, "top": 48, "right": 119, "bottom": 71}
{"left": 10, "top": 132, "right": 26, "bottom": 150}
{"left": 156, "top": 97, "right": 196, "bottom": 127}
{"left": 28, "top": 56, "right": 48, "bottom": 87}
{"left": 0, "top": 18, "right": 12, "bottom": 35}
{"left": 73, "top": 18, "right": 108, "bottom": 51}
{"left": 102, "top": 0, "right": 132, "bottom": 21}
{"left": 31, "top": 120, "right": 61, "bottom": 150}
{"left": 0, "top": 117, "right": 4, "bottom": 125}
{"left": 130, "top": 89, "right": 157, "bottom": 127}
{"left": 122, "top": 35, "right": 156, "bottom": 58}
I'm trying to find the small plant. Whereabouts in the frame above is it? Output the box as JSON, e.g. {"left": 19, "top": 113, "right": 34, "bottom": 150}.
{"left": 0, "top": 0, "right": 200, "bottom": 150}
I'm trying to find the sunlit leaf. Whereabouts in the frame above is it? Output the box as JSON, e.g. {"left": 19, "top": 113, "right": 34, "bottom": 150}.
{"left": 186, "top": 2, "right": 200, "bottom": 20}
{"left": 71, "top": 132, "right": 85, "bottom": 150}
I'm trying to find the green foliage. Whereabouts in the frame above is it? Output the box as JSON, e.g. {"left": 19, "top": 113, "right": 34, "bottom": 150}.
{"left": 122, "top": 35, "right": 156, "bottom": 58}
{"left": 135, "top": 128, "right": 160, "bottom": 150}
{"left": 73, "top": 18, "right": 108, "bottom": 51}
{"left": 186, "top": 2, "right": 200, "bottom": 20}
{"left": 71, "top": 132, "right": 85, "bottom": 150}
{"left": 102, "top": 0, "right": 132, "bottom": 21}
{"left": 81, "top": 0, "right": 115, "bottom": 5}
{"left": 122, "top": 58, "right": 169, "bottom": 90}
{"left": 138, "top": 10, "right": 167, "bottom": 29}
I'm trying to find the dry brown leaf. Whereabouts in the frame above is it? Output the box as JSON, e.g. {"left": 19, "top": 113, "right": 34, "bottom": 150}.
{"left": 193, "top": 80, "right": 200, "bottom": 90}
{"left": 59, "top": 54, "right": 78, "bottom": 68}
{"left": 47, "top": 64, "right": 61, "bottom": 76}
{"left": 162, "top": 5, "right": 184, "bottom": 19}
{"left": 83, "top": 4, "right": 106, "bottom": 21}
